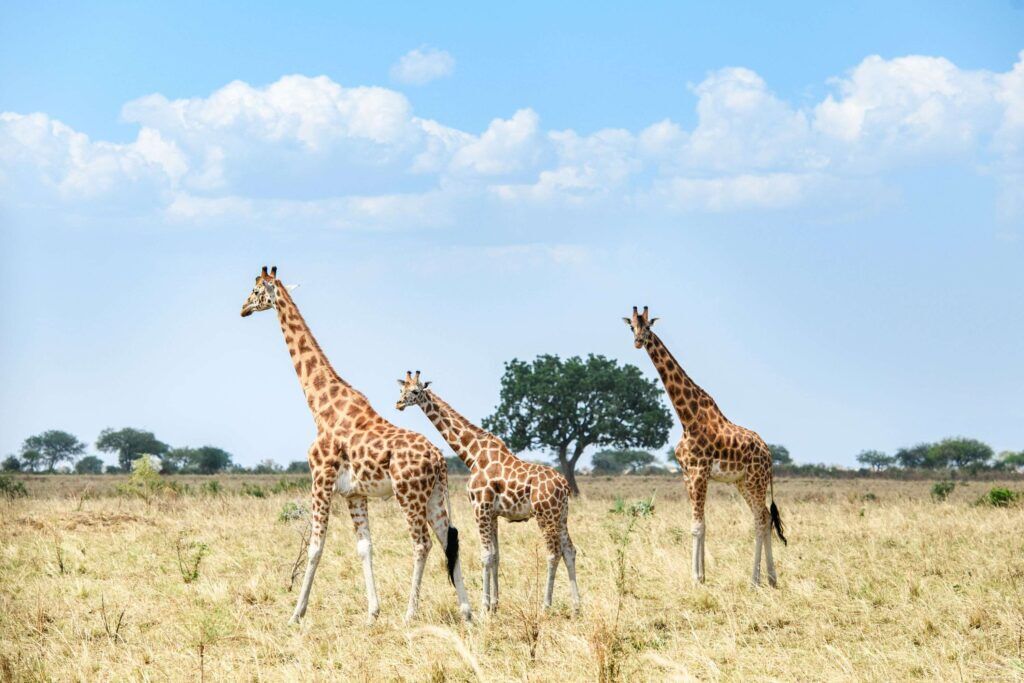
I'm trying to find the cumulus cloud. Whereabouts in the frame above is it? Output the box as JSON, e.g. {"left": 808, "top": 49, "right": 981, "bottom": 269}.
{"left": 2, "top": 51, "right": 1022, "bottom": 227}
{"left": 390, "top": 47, "right": 455, "bottom": 86}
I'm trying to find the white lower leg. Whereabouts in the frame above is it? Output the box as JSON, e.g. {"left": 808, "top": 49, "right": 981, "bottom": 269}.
{"left": 290, "top": 534, "right": 324, "bottom": 623}
{"left": 544, "top": 554, "right": 558, "bottom": 609}
{"left": 405, "top": 544, "right": 429, "bottom": 622}
{"left": 356, "top": 537, "right": 379, "bottom": 622}
{"left": 764, "top": 530, "right": 778, "bottom": 587}
{"left": 481, "top": 549, "right": 494, "bottom": 612}
{"left": 450, "top": 557, "right": 473, "bottom": 621}
{"left": 751, "top": 527, "right": 764, "bottom": 587}
{"left": 563, "top": 546, "right": 580, "bottom": 614}
{"left": 491, "top": 535, "right": 500, "bottom": 609}
{"left": 691, "top": 521, "right": 706, "bottom": 583}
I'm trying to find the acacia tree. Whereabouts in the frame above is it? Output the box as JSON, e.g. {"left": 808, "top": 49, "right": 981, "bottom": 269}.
{"left": 482, "top": 354, "right": 672, "bottom": 496}
{"left": 856, "top": 449, "right": 895, "bottom": 471}
{"left": 96, "top": 428, "right": 169, "bottom": 471}
{"left": 768, "top": 444, "right": 792, "bottom": 466}
{"left": 21, "top": 430, "right": 86, "bottom": 472}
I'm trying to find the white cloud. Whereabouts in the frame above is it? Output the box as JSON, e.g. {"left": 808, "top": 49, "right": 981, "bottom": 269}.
{"left": 390, "top": 47, "right": 455, "bottom": 86}
{"left": 2, "top": 51, "right": 1022, "bottom": 226}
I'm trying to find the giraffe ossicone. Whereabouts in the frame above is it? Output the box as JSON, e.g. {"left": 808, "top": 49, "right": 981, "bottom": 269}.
{"left": 240, "top": 266, "right": 472, "bottom": 624}
{"left": 396, "top": 372, "right": 580, "bottom": 615}
{"left": 626, "top": 305, "right": 787, "bottom": 587}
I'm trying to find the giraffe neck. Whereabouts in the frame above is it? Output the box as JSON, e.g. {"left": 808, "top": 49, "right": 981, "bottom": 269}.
{"left": 644, "top": 331, "right": 723, "bottom": 431}
{"left": 419, "top": 391, "right": 488, "bottom": 472}
{"left": 274, "top": 288, "right": 359, "bottom": 419}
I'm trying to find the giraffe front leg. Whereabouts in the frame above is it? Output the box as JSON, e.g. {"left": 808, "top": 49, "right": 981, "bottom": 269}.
{"left": 346, "top": 496, "right": 380, "bottom": 624}
{"left": 475, "top": 502, "right": 496, "bottom": 613}
{"left": 686, "top": 470, "right": 708, "bottom": 584}
{"left": 290, "top": 450, "right": 335, "bottom": 624}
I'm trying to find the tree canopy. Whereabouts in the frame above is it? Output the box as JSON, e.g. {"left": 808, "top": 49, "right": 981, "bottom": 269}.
{"left": 74, "top": 455, "right": 105, "bottom": 474}
{"left": 768, "top": 444, "right": 792, "bottom": 466}
{"left": 21, "top": 430, "right": 86, "bottom": 472}
{"left": 591, "top": 449, "right": 657, "bottom": 474}
{"left": 482, "top": 354, "right": 672, "bottom": 495}
{"left": 856, "top": 449, "right": 895, "bottom": 471}
{"left": 96, "top": 428, "right": 169, "bottom": 471}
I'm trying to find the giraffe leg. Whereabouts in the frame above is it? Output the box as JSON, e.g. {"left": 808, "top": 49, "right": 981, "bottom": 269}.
{"left": 538, "top": 516, "right": 561, "bottom": 610}
{"left": 397, "top": 495, "right": 432, "bottom": 623}
{"left": 474, "top": 502, "right": 497, "bottom": 613}
{"left": 490, "top": 523, "right": 500, "bottom": 610}
{"left": 686, "top": 470, "right": 709, "bottom": 584}
{"left": 290, "top": 449, "right": 335, "bottom": 624}
{"left": 426, "top": 483, "right": 472, "bottom": 621}
{"left": 560, "top": 510, "right": 580, "bottom": 615}
{"left": 739, "top": 481, "right": 771, "bottom": 588}
{"left": 346, "top": 496, "right": 380, "bottom": 623}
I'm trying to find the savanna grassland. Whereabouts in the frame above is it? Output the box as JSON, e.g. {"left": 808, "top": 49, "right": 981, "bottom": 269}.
{"left": 2, "top": 475, "right": 1023, "bottom": 682}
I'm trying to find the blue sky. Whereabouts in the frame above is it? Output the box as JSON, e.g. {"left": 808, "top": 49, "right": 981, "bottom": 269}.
{"left": 1, "top": 1, "right": 1022, "bottom": 469}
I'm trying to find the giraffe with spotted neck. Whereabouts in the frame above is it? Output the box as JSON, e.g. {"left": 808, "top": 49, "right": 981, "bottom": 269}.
{"left": 240, "top": 267, "right": 472, "bottom": 624}
{"left": 396, "top": 372, "right": 579, "bottom": 614}
{"left": 624, "top": 306, "right": 786, "bottom": 586}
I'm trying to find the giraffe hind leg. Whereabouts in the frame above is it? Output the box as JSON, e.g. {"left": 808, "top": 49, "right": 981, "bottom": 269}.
{"left": 426, "top": 483, "right": 472, "bottom": 621}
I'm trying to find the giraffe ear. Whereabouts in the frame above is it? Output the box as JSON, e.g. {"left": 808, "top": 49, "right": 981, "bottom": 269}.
{"left": 649, "top": 317, "right": 660, "bottom": 327}
{"left": 397, "top": 379, "right": 406, "bottom": 386}
{"left": 622, "top": 317, "right": 633, "bottom": 326}
{"left": 423, "top": 381, "right": 432, "bottom": 388}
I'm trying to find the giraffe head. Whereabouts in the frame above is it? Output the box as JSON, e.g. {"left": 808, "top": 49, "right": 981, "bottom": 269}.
{"left": 623, "top": 305, "right": 659, "bottom": 349}
{"left": 395, "top": 370, "right": 431, "bottom": 411}
{"left": 240, "top": 266, "right": 280, "bottom": 317}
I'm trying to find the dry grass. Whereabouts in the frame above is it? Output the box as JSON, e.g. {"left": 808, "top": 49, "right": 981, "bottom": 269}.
{"left": 2, "top": 476, "right": 1023, "bottom": 681}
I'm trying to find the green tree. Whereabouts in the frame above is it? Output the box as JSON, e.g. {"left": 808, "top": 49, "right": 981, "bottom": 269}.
{"left": 253, "top": 459, "right": 282, "bottom": 474}
{"left": 286, "top": 460, "right": 309, "bottom": 473}
{"left": 856, "top": 449, "right": 895, "bottom": 471}
{"left": 928, "top": 437, "right": 993, "bottom": 473}
{"left": 483, "top": 354, "right": 672, "bottom": 496}
{"left": 74, "top": 455, "right": 105, "bottom": 474}
{"left": 591, "top": 449, "right": 656, "bottom": 474}
{"left": 2, "top": 456, "right": 22, "bottom": 472}
{"left": 998, "top": 450, "right": 1024, "bottom": 471}
{"left": 21, "top": 430, "right": 86, "bottom": 472}
{"left": 768, "top": 444, "right": 792, "bottom": 466}
{"left": 96, "top": 428, "right": 169, "bottom": 471}
{"left": 191, "top": 446, "right": 233, "bottom": 474}
{"left": 895, "top": 443, "right": 932, "bottom": 468}
{"left": 162, "top": 447, "right": 196, "bottom": 473}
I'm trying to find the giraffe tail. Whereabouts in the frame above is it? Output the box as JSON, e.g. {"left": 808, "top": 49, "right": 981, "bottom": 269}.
{"left": 769, "top": 472, "right": 787, "bottom": 545}
{"left": 438, "top": 461, "right": 459, "bottom": 585}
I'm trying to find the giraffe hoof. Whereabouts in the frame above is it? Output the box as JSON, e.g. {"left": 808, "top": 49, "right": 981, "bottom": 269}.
{"left": 460, "top": 604, "right": 473, "bottom": 622}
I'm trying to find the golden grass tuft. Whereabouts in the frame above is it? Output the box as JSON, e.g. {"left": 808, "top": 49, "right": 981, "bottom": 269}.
{"left": 1, "top": 476, "right": 1022, "bottom": 681}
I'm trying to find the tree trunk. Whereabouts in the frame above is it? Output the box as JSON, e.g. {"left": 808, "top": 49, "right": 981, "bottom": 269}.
{"left": 556, "top": 445, "right": 580, "bottom": 497}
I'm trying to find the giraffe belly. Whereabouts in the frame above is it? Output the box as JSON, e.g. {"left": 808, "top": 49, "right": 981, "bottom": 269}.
{"left": 495, "top": 495, "right": 533, "bottom": 522}
{"left": 710, "top": 461, "right": 743, "bottom": 483}
{"left": 335, "top": 468, "right": 394, "bottom": 499}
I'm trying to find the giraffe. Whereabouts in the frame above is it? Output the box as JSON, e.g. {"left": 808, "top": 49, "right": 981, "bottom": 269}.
{"left": 240, "top": 266, "right": 472, "bottom": 624}
{"left": 624, "top": 306, "right": 786, "bottom": 587}
{"left": 396, "top": 372, "right": 580, "bottom": 614}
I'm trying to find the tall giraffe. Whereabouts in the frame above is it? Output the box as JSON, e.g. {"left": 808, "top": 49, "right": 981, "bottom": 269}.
{"left": 624, "top": 306, "right": 786, "bottom": 586}
{"left": 240, "top": 267, "right": 472, "bottom": 624}
{"left": 396, "top": 372, "right": 580, "bottom": 614}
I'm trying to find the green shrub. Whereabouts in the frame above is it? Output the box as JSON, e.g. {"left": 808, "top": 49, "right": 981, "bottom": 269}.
{"left": 976, "top": 487, "right": 1018, "bottom": 507}
{"left": 0, "top": 474, "right": 28, "bottom": 499}
{"left": 240, "top": 483, "right": 266, "bottom": 498}
{"left": 176, "top": 534, "right": 209, "bottom": 584}
{"left": 269, "top": 478, "right": 307, "bottom": 494}
{"left": 609, "top": 494, "right": 656, "bottom": 517}
{"left": 278, "top": 500, "right": 308, "bottom": 523}
{"left": 931, "top": 481, "right": 955, "bottom": 502}
{"left": 116, "top": 456, "right": 165, "bottom": 499}
{"left": 201, "top": 480, "right": 221, "bottom": 495}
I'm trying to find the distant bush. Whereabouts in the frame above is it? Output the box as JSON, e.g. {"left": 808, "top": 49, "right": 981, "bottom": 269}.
{"left": 75, "top": 455, "right": 105, "bottom": 474}
{"left": 2, "top": 456, "right": 22, "bottom": 472}
{"left": 116, "top": 456, "right": 166, "bottom": 499}
{"left": 976, "top": 487, "right": 1018, "bottom": 507}
{"left": 278, "top": 501, "right": 308, "bottom": 522}
{"left": 269, "top": 478, "right": 306, "bottom": 494}
{"left": 0, "top": 474, "right": 28, "bottom": 499}
{"left": 201, "top": 480, "right": 222, "bottom": 495}
{"left": 285, "top": 460, "right": 309, "bottom": 473}
{"left": 931, "top": 481, "right": 955, "bottom": 502}
{"left": 240, "top": 483, "right": 266, "bottom": 498}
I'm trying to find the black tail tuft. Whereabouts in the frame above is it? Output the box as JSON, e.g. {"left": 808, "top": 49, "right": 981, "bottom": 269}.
{"left": 770, "top": 501, "right": 787, "bottom": 546}
{"left": 445, "top": 526, "right": 459, "bottom": 585}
